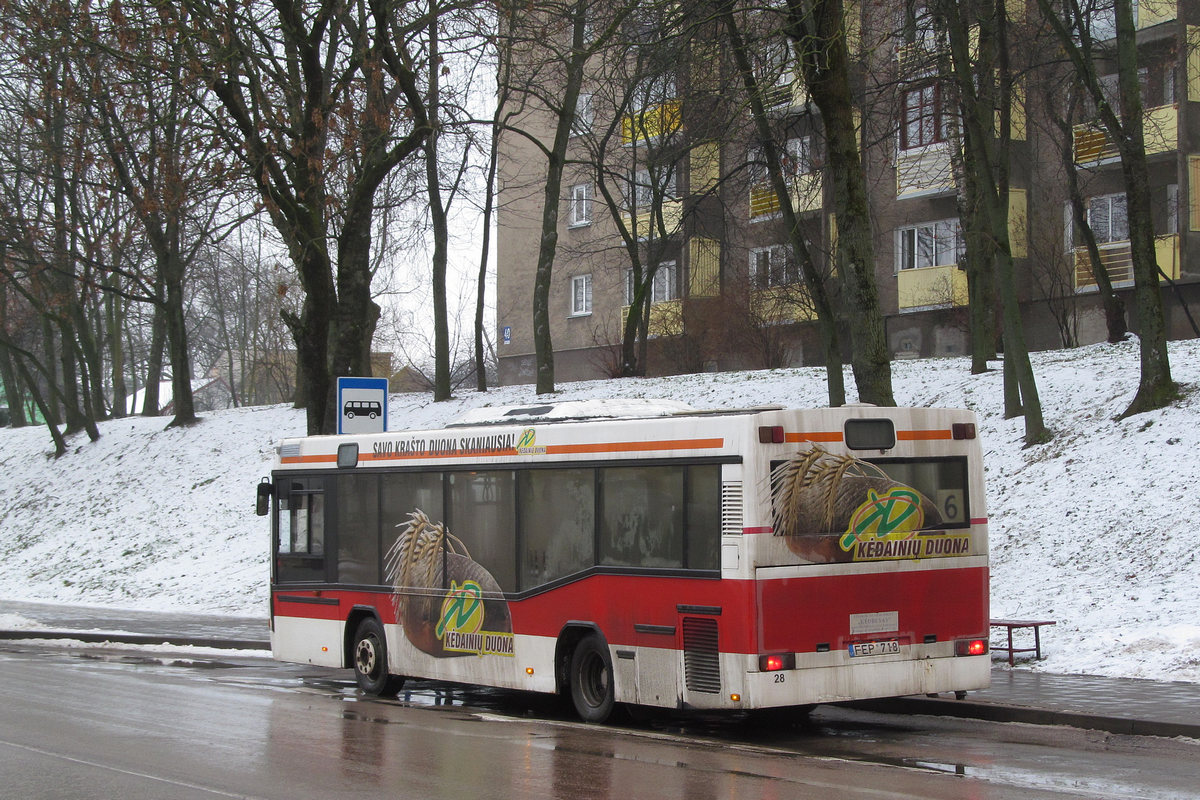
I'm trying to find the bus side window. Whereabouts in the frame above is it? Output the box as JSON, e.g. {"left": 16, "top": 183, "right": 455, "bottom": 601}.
{"left": 276, "top": 479, "right": 327, "bottom": 584}
{"left": 599, "top": 465, "right": 684, "bottom": 569}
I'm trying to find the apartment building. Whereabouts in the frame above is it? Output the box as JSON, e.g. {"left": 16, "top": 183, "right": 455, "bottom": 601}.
{"left": 495, "top": 0, "right": 1200, "bottom": 386}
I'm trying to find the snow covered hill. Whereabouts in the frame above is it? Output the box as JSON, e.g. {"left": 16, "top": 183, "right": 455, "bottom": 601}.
{"left": 2, "top": 337, "right": 1198, "bottom": 682}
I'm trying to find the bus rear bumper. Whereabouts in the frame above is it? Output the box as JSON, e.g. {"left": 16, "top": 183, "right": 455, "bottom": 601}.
{"left": 689, "top": 653, "right": 992, "bottom": 711}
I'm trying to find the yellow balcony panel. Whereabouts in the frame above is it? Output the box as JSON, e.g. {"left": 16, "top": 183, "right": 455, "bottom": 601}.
{"left": 1156, "top": 233, "right": 1181, "bottom": 280}
{"left": 1073, "top": 236, "right": 1178, "bottom": 290}
{"left": 626, "top": 199, "right": 683, "bottom": 238}
{"left": 1073, "top": 105, "right": 1178, "bottom": 165}
{"left": 751, "top": 285, "right": 816, "bottom": 324}
{"left": 688, "top": 237, "right": 720, "bottom": 298}
{"left": 897, "top": 264, "right": 968, "bottom": 311}
{"left": 749, "top": 173, "right": 823, "bottom": 220}
{"left": 1137, "top": 0, "right": 1175, "bottom": 29}
{"left": 622, "top": 298, "right": 683, "bottom": 337}
{"left": 1074, "top": 242, "right": 1132, "bottom": 289}
{"left": 896, "top": 146, "right": 955, "bottom": 198}
{"left": 621, "top": 100, "right": 682, "bottom": 145}
{"left": 1145, "top": 104, "right": 1179, "bottom": 155}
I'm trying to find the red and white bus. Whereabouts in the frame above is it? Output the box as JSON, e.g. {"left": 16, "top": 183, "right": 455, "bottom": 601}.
{"left": 257, "top": 401, "right": 989, "bottom": 722}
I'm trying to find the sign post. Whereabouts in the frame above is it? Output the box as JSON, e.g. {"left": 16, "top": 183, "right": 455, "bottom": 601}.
{"left": 337, "top": 377, "right": 389, "bottom": 435}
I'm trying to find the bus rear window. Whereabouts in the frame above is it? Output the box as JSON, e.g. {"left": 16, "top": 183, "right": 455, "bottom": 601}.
{"left": 770, "top": 449, "right": 969, "bottom": 537}
{"left": 865, "top": 458, "right": 968, "bottom": 528}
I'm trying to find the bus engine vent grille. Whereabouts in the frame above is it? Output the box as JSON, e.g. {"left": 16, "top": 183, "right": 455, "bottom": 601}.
{"left": 682, "top": 617, "right": 721, "bottom": 694}
{"left": 721, "top": 482, "right": 744, "bottom": 536}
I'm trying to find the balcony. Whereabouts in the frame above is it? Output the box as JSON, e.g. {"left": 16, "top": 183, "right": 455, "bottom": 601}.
{"left": 1073, "top": 234, "right": 1180, "bottom": 291}
{"left": 748, "top": 172, "right": 823, "bottom": 220}
{"left": 897, "top": 264, "right": 969, "bottom": 312}
{"left": 896, "top": 144, "right": 955, "bottom": 198}
{"left": 621, "top": 298, "right": 683, "bottom": 337}
{"left": 761, "top": 79, "right": 810, "bottom": 114}
{"left": 621, "top": 100, "right": 682, "bottom": 145}
{"left": 751, "top": 285, "right": 816, "bottom": 324}
{"left": 1073, "top": 104, "right": 1178, "bottom": 165}
{"left": 625, "top": 199, "right": 683, "bottom": 239}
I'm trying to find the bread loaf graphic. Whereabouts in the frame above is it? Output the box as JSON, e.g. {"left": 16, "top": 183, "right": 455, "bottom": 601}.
{"left": 770, "top": 447, "right": 941, "bottom": 562}
{"left": 386, "top": 510, "right": 512, "bottom": 657}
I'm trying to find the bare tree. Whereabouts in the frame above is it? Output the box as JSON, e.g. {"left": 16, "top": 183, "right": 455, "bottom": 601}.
{"left": 1036, "top": 0, "right": 1177, "bottom": 417}
{"left": 933, "top": 0, "right": 1048, "bottom": 443}
{"left": 784, "top": 0, "right": 894, "bottom": 406}
{"left": 720, "top": 0, "right": 845, "bottom": 405}
{"left": 184, "top": 0, "right": 433, "bottom": 434}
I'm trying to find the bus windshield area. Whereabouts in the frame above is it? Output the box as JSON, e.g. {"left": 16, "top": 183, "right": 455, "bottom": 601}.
{"left": 770, "top": 450, "right": 972, "bottom": 565}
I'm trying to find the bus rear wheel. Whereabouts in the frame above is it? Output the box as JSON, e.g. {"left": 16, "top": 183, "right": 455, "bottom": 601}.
{"left": 352, "top": 617, "right": 404, "bottom": 697}
{"left": 569, "top": 633, "right": 614, "bottom": 723}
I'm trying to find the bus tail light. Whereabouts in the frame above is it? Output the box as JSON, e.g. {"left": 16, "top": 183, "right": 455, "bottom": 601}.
{"left": 758, "top": 425, "right": 785, "bottom": 443}
{"left": 952, "top": 423, "right": 976, "bottom": 440}
{"left": 955, "top": 638, "right": 988, "bottom": 656}
{"left": 759, "top": 653, "right": 796, "bottom": 672}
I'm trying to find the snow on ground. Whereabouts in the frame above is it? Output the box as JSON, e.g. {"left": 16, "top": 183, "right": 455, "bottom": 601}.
{"left": 1, "top": 337, "right": 1198, "bottom": 682}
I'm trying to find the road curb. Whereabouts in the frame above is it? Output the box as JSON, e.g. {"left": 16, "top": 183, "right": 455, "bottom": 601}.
{"left": 847, "top": 695, "right": 1200, "bottom": 740}
{"left": 0, "top": 629, "right": 270, "bottom": 651}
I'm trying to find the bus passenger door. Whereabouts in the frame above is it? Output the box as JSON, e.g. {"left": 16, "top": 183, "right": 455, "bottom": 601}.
{"left": 274, "top": 476, "right": 329, "bottom": 585}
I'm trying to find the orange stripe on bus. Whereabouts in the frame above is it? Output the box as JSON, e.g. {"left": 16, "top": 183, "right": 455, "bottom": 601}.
{"left": 546, "top": 438, "right": 724, "bottom": 455}
{"left": 897, "top": 430, "right": 953, "bottom": 440}
{"left": 280, "top": 454, "right": 339, "bottom": 464}
{"left": 785, "top": 432, "right": 842, "bottom": 443}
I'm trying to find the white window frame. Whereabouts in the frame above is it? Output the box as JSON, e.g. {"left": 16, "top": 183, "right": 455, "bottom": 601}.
{"left": 570, "top": 273, "right": 592, "bottom": 316}
{"left": 625, "top": 261, "right": 679, "bottom": 305}
{"left": 626, "top": 166, "right": 677, "bottom": 211}
{"left": 572, "top": 93, "right": 594, "bottom": 136}
{"left": 750, "top": 244, "right": 799, "bottom": 288}
{"left": 896, "top": 219, "right": 964, "bottom": 271}
{"left": 569, "top": 182, "right": 592, "bottom": 227}
{"left": 1086, "top": 192, "right": 1128, "bottom": 244}
{"left": 630, "top": 74, "right": 676, "bottom": 114}
{"left": 747, "top": 137, "right": 813, "bottom": 184}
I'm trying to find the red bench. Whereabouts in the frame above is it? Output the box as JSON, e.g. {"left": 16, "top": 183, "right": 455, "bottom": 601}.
{"left": 990, "top": 619, "right": 1056, "bottom": 666}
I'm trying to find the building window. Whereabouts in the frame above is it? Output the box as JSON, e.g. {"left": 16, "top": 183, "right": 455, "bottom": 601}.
{"left": 901, "top": 83, "right": 947, "bottom": 150}
{"left": 625, "top": 166, "right": 677, "bottom": 211}
{"left": 754, "top": 37, "right": 794, "bottom": 99}
{"left": 896, "top": 219, "right": 963, "bottom": 270}
{"left": 750, "top": 245, "right": 799, "bottom": 287}
{"left": 630, "top": 74, "right": 676, "bottom": 113}
{"left": 747, "top": 137, "right": 814, "bottom": 183}
{"left": 626, "top": 261, "right": 679, "bottom": 304}
{"left": 570, "top": 274, "right": 592, "bottom": 316}
{"left": 1087, "top": 193, "right": 1128, "bottom": 244}
{"left": 900, "top": 2, "right": 936, "bottom": 48}
{"left": 572, "top": 93, "right": 594, "bottom": 136}
{"left": 569, "top": 183, "right": 592, "bottom": 227}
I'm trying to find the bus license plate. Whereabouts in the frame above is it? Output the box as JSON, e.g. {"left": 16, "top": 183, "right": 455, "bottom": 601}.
{"left": 848, "top": 639, "right": 900, "bottom": 657}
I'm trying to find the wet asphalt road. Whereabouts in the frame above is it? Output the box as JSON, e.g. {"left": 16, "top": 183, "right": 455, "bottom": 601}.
{"left": 1, "top": 641, "right": 1198, "bottom": 799}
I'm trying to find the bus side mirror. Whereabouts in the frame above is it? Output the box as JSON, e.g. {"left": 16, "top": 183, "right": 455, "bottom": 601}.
{"left": 256, "top": 479, "right": 273, "bottom": 517}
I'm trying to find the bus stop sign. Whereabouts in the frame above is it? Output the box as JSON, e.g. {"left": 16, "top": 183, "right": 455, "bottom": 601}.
{"left": 337, "top": 377, "right": 388, "bottom": 435}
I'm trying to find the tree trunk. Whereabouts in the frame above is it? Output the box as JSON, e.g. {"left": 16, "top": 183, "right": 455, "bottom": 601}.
{"left": 1111, "top": 0, "right": 1175, "bottom": 417}
{"left": 788, "top": 0, "right": 894, "bottom": 406}
{"left": 722, "top": 0, "right": 845, "bottom": 405}
{"left": 531, "top": 0, "right": 589, "bottom": 395}
{"left": 143, "top": 298, "right": 166, "bottom": 416}
{"left": 107, "top": 277, "right": 128, "bottom": 419}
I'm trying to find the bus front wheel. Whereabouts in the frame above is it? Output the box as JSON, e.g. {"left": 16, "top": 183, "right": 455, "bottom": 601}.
{"left": 569, "top": 633, "right": 614, "bottom": 723}
{"left": 352, "top": 617, "right": 404, "bottom": 697}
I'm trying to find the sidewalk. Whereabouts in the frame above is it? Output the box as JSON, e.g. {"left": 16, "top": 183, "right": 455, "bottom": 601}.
{"left": 3, "top": 599, "right": 1198, "bottom": 739}
{"left": 855, "top": 669, "right": 1200, "bottom": 739}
